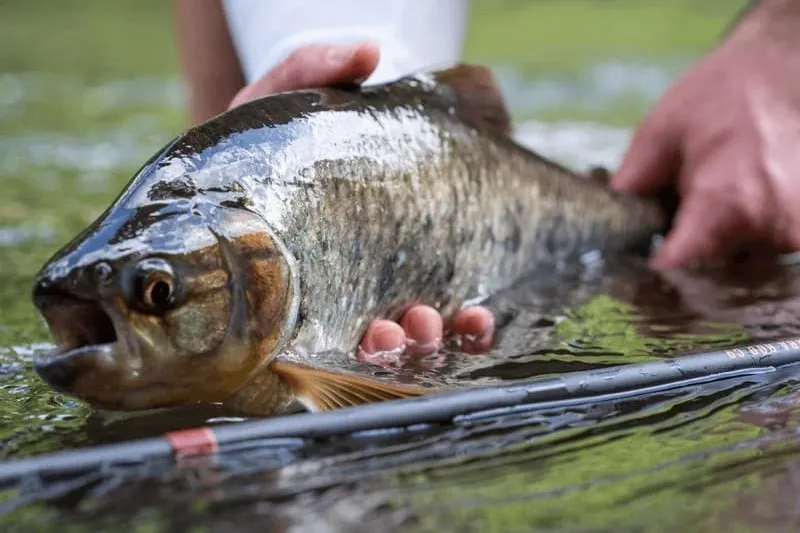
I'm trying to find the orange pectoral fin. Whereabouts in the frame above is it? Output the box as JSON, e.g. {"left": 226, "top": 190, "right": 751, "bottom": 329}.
{"left": 271, "top": 360, "right": 429, "bottom": 413}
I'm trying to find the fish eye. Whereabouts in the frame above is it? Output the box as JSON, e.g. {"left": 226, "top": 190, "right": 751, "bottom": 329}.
{"left": 126, "top": 258, "right": 177, "bottom": 315}
{"left": 94, "top": 261, "right": 113, "bottom": 285}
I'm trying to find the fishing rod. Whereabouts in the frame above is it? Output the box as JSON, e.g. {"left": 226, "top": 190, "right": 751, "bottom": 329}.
{"left": 2, "top": 336, "right": 800, "bottom": 487}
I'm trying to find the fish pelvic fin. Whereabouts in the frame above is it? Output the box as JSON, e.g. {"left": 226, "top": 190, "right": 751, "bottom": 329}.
{"left": 270, "top": 360, "right": 428, "bottom": 413}
{"left": 432, "top": 64, "right": 513, "bottom": 137}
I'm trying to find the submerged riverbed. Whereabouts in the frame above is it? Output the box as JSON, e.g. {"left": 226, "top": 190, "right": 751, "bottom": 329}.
{"left": 7, "top": 2, "right": 799, "bottom": 532}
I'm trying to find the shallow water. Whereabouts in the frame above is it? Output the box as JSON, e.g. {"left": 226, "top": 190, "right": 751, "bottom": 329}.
{"left": 6, "top": 3, "right": 800, "bottom": 530}
{"left": 5, "top": 258, "right": 800, "bottom": 533}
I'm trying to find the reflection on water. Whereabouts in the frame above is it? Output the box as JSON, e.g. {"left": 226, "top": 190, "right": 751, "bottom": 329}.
{"left": 4, "top": 65, "right": 800, "bottom": 532}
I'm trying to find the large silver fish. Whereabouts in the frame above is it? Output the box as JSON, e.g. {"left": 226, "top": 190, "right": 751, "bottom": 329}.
{"left": 31, "top": 65, "right": 666, "bottom": 415}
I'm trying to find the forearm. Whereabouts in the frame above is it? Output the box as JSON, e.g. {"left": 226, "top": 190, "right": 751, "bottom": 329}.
{"left": 733, "top": 0, "right": 800, "bottom": 46}
{"left": 173, "top": 0, "right": 245, "bottom": 125}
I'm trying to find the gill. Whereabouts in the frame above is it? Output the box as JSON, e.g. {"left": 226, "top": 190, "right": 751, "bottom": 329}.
{"left": 210, "top": 226, "right": 251, "bottom": 349}
{"left": 210, "top": 219, "right": 301, "bottom": 363}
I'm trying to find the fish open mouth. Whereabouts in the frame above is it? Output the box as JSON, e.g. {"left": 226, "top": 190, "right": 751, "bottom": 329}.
{"left": 35, "top": 289, "right": 118, "bottom": 358}
{"left": 32, "top": 286, "right": 120, "bottom": 392}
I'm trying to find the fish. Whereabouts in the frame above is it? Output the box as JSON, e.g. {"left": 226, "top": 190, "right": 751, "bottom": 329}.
{"left": 30, "top": 64, "right": 667, "bottom": 416}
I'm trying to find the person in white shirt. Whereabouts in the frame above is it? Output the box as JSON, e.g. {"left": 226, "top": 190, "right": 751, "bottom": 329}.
{"left": 174, "top": 0, "right": 467, "bottom": 124}
{"left": 174, "top": 0, "right": 800, "bottom": 362}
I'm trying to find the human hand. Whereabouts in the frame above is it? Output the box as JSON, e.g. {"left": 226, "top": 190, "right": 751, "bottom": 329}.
{"left": 227, "top": 42, "right": 380, "bottom": 109}
{"left": 612, "top": 7, "right": 800, "bottom": 271}
{"left": 228, "top": 42, "right": 495, "bottom": 361}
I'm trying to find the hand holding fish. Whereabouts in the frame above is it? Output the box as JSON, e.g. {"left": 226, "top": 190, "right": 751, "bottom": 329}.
{"left": 612, "top": 0, "right": 800, "bottom": 270}
{"left": 226, "top": 42, "right": 496, "bottom": 360}
{"left": 227, "top": 43, "right": 381, "bottom": 110}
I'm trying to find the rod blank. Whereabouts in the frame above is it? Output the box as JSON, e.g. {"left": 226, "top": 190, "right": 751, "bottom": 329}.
{"left": 2, "top": 337, "right": 799, "bottom": 487}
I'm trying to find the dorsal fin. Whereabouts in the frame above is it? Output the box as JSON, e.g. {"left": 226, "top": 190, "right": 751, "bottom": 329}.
{"left": 271, "top": 360, "right": 429, "bottom": 413}
{"left": 431, "top": 64, "right": 513, "bottom": 137}
{"left": 587, "top": 166, "right": 612, "bottom": 185}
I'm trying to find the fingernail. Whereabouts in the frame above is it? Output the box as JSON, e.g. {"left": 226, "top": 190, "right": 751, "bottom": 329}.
{"left": 404, "top": 315, "right": 442, "bottom": 355}
{"left": 462, "top": 331, "right": 493, "bottom": 354}
{"left": 356, "top": 344, "right": 404, "bottom": 367}
{"left": 327, "top": 44, "right": 360, "bottom": 66}
{"left": 404, "top": 336, "right": 443, "bottom": 357}
{"left": 358, "top": 321, "right": 405, "bottom": 356}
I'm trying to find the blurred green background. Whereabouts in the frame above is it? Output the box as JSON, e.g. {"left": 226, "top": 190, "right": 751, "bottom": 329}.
{"left": 1, "top": 0, "right": 744, "bottom": 78}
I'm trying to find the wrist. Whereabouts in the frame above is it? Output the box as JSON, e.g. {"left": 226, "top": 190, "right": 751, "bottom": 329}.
{"left": 722, "top": 0, "right": 800, "bottom": 89}
{"left": 735, "top": 0, "right": 800, "bottom": 43}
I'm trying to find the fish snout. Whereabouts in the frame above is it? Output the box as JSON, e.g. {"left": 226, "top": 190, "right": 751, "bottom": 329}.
{"left": 32, "top": 273, "right": 64, "bottom": 313}
{"left": 33, "top": 260, "right": 115, "bottom": 310}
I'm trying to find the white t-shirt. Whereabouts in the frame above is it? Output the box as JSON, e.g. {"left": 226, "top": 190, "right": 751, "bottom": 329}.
{"left": 221, "top": 0, "right": 469, "bottom": 85}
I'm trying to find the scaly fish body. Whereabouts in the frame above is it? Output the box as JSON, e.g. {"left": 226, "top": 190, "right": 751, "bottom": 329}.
{"left": 31, "top": 66, "right": 666, "bottom": 415}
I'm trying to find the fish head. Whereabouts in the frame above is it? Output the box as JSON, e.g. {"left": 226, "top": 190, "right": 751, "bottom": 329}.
{"left": 31, "top": 200, "right": 297, "bottom": 411}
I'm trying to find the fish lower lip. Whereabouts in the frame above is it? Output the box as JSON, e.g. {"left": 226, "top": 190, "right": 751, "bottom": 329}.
{"left": 33, "top": 342, "right": 117, "bottom": 394}
{"left": 37, "top": 342, "right": 116, "bottom": 365}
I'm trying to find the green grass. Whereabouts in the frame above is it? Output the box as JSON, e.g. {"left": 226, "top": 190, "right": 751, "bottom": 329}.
{"left": 464, "top": 0, "right": 747, "bottom": 76}
{"left": 0, "top": 0, "right": 177, "bottom": 79}
{"left": 0, "top": 0, "right": 748, "bottom": 80}
{"left": 532, "top": 99, "right": 670, "bottom": 128}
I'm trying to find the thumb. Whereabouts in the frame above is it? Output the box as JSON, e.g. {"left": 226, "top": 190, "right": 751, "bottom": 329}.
{"left": 229, "top": 42, "right": 381, "bottom": 109}
{"left": 611, "top": 102, "right": 681, "bottom": 196}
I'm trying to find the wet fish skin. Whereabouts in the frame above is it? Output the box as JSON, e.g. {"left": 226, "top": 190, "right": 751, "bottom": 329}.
{"left": 30, "top": 65, "right": 666, "bottom": 415}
